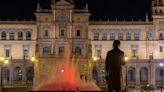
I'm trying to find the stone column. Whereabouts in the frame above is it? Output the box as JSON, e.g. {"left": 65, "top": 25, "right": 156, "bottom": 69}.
{"left": 15, "top": 32, "right": 18, "bottom": 40}
{"left": 22, "top": 63, "right": 27, "bottom": 85}
{"left": 107, "top": 32, "right": 110, "bottom": 40}
{"left": 9, "top": 66, "right": 13, "bottom": 85}
{"left": 135, "top": 68, "right": 140, "bottom": 89}
{"left": 34, "top": 60, "right": 40, "bottom": 88}
{"left": 131, "top": 32, "right": 134, "bottom": 41}
{"left": 115, "top": 32, "right": 118, "bottom": 40}
{"left": 6, "top": 32, "right": 9, "bottom": 40}
{"left": 23, "top": 32, "right": 26, "bottom": 40}
{"left": 0, "top": 32, "right": 1, "bottom": 40}
{"left": 99, "top": 32, "right": 102, "bottom": 40}
{"left": 151, "top": 63, "right": 156, "bottom": 87}
{"left": 123, "top": 32, "right": 126, "bottom": 40}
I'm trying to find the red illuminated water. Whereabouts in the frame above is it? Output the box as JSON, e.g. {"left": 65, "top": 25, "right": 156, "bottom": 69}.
{"left": 34, "top": 44, "right": 101, "bottom": 91}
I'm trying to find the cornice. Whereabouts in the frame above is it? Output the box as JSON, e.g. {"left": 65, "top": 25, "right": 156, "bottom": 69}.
{"left": 89, "top": 21, "right": 153, "bottom": 25}
{"left": 0, "top": 21, "right": 36, "bottom": 25}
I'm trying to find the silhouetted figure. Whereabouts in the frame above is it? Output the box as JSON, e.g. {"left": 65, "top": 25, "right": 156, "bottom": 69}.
{"left": 105, "top": 40, "right": 125, "bottom": 92}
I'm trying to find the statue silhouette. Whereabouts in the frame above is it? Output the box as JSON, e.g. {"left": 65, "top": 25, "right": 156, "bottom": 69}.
{"left": 105, "top": 40, "right": 125, "bottom": 92}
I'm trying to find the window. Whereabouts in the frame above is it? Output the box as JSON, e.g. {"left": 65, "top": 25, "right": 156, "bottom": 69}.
{"left": 18, "top": 32, "right": 23, "bottom": 40}
{"left": 134, "top": 32, "right": 139, "bottom": 40}
{"left": 160, "top": 46, "right": 163, "bottom": 52}
{"left": 126, "top": 32, "right": 131, "bottom": 40}
{"left": 140, "top": 68, "right": 148, "bottom": 83}
{"left": 44, "top": 30, "right": 49, "bottom": 38}
{"left": 60, "top": 29, "right": 65, "bottom": 37}
{"left": 13, "top": 67, "right": 22, "bottom": 81}
{"left": 26, "top": 67, "right": 34, "bottom": 81}
{"left": 159, "top": 33, "right": 163, "bottom": 40}
{"left": 155, "top": 9, "right": 157, "bottom": 13}
{"left": 75, "top": 47, "right": 82, "bottom": 56}
{"left": 102, "top": 32, "right": 107, "bottom": 40}
{"left": 26, "top": 31, "right": 31, "bottom": 40}
{"left": 2, "top": 67, "right": 10, "bottom": 82}
{"left": 43, "top": 47, "right": 50, "bottom": 56}
{"left": 5, "top": 45, "right": 11, "bottom": 58}
{"left": 149, "top": 52, "right": 153, "bottom": 60}
{"left": 147, "top": 32, "right": 152, "bottom": 40}
{"left": 155, "top": 67, "right": 164, "bottom": 85}
{"left": 110, "top": 32, "right": 115, "bottom": 40}
{"left": 127, "top": 67, "right": 135, "bottom": 81}
{"left": 95, "top": 45, "right": 102, "bottom": 57}
{"left": 1, "top": 31, "right": 6, "bottom": 40}
{"left": 10, "top": 32, "right": 15, "bottom": 40}
{"left": 92, "top": 66, "right": 98, "bottom": 83}
{"left": 6, "top": 50, "right": 10, "bottom": 57}
{"left": 76, "top": 30, "right": 81, "bottom": 37}
{"left": 59, "top": 47, "right": 64, "bottom": 56}
{"left": 131, "top": 44, "right": 138, "bottom": 57}
{"left": 23, "top": 45, "right": 29, "bottom": 59}
{"left": 118, "top": 32, "right": 123, "bottom": 40}
{"left": 94, "top": 32, "right": 99, "bottom": 40}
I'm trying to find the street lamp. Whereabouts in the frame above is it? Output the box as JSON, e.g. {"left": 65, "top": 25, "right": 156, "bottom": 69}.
{"left": 124, "top": 56, "right": 128, "bottom": 92}
{"left": 159, "top": 62, "right": 164, "bottom": 92}
{"left": 0, "top": 57, "right": 9, "bottom": 92}
{"left": 30, "top": 56, "right": 37, "bottom": 86}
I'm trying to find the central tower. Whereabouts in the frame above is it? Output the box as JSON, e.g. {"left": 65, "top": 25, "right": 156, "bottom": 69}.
{"left": 34, "top": 0, "right": 91, "bottom": 87}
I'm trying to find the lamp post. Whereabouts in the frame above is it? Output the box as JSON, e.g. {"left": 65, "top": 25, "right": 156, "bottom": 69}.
{"left": 31, "top": 56, "right": 36, "bottom": 86}
{"left": 0, "top": 57, "right": 9, "bottom": 92}
{"left": 124, "top": 56, "right": 128, "bottom": 92}
{"left": 159, "top": 63, "right": 164, "bottom": 92}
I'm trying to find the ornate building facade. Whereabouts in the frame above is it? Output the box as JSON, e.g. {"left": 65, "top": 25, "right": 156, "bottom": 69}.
{"left": 0, "top": 0, "right": 164, "bottom": 91}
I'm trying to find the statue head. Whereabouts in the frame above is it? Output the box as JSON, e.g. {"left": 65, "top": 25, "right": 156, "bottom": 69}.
{"left": 113, "top": 40, "right": 120, "bottom": 48}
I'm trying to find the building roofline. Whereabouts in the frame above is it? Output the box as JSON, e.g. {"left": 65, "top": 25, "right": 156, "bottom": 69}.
{"left": 0, "top": 21, "right": 36, "bottom": 25}
{"left": 89, "top": 21, "right": 153, "bottom": 25}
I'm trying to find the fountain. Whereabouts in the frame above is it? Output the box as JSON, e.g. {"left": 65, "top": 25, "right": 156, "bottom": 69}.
{"left": 32, "top": 45, "right": 101, "bottom": 91}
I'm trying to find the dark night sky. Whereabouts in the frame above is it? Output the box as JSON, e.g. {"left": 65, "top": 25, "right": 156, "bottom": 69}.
{"left": 0, "top": 0, "right": 152, "bottom": 21}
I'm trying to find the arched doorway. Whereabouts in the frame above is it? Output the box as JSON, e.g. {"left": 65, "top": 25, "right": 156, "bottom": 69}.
{"left": 26, "top": 66, "right": 34, "bottom": 83}
{"left": 92, "top": 66, "right": 98, "bottom": 83}
{"left": 13, "top": 67, "right": 22, "bottom": 83}
{"left": 140, "top": 67, "right": 148, "bottom": 85}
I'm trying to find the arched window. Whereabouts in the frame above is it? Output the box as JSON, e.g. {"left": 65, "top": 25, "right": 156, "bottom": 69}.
{"left": 159, "top": 33, "right": 163, "bottom": 40}
{"left": 76, "top": 30, "right": 81, "bottom": 37}
{"left": 13, "top": 67, "right": 22, "bottom": 82}
{"left": 10, "top": 32, "right": 15, "bottom": 40}
{"left": 126, "top": 32, "right": 131, "bottom": 40}
{"left": 43, "top": 47, "right": 50, "bottom": 56}
{"left": 118, "top": 32, "right": 123, "bottom": 40}
{"left": 1, "top": 31, "right": 6, "bottom": 40}
{"left": 127, "top": 67, "right": 136, "bottom": 81}
{"left": 75, "top": 47, "right": 82, "bottom": 56}
{"left": 102, "top": 32, "right": 107, "bottom": 40}
{"left": 134, "top": 32, "right": 140, "bottom": 40}
{"left": 59, "top": 47, "right": 64, "bottom": 56}
{"left": 2, "top": 67, "right": 10, "bottom": 83}
{"left": 27, "top": 67, "right": 34, "bottom": 82}
{"left": 18, "top": 32, "right": 23, "bottom": 40}
{"left": 26, "top": 31, "right": 31, "bottom": 40}
{"left": 93, "top": 66, "right": 98, "bottom": 83}
{"left": 155, "top": 67, "right": 164, "bottom": 85}
{"left": 60, "top": 29, "right": 65, "bottom": 37}
{"left": 44, "top": 30, "right": 49, "bottom": 37}
{"left": 140, "top": 67, "right": 148, "bottom": 83}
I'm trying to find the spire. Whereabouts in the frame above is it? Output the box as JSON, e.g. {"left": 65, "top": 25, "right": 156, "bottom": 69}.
{"left": 146, "top": 13, "right": 149, "bottom": 22}
{"left": 37, "top": 0, "right": 41, "bottom": 9}
{"left": 85, "top": 3, "right": 88, "bottom": 9}
{"left": 70, "top": 0, "right": 74, "bottom": 4}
